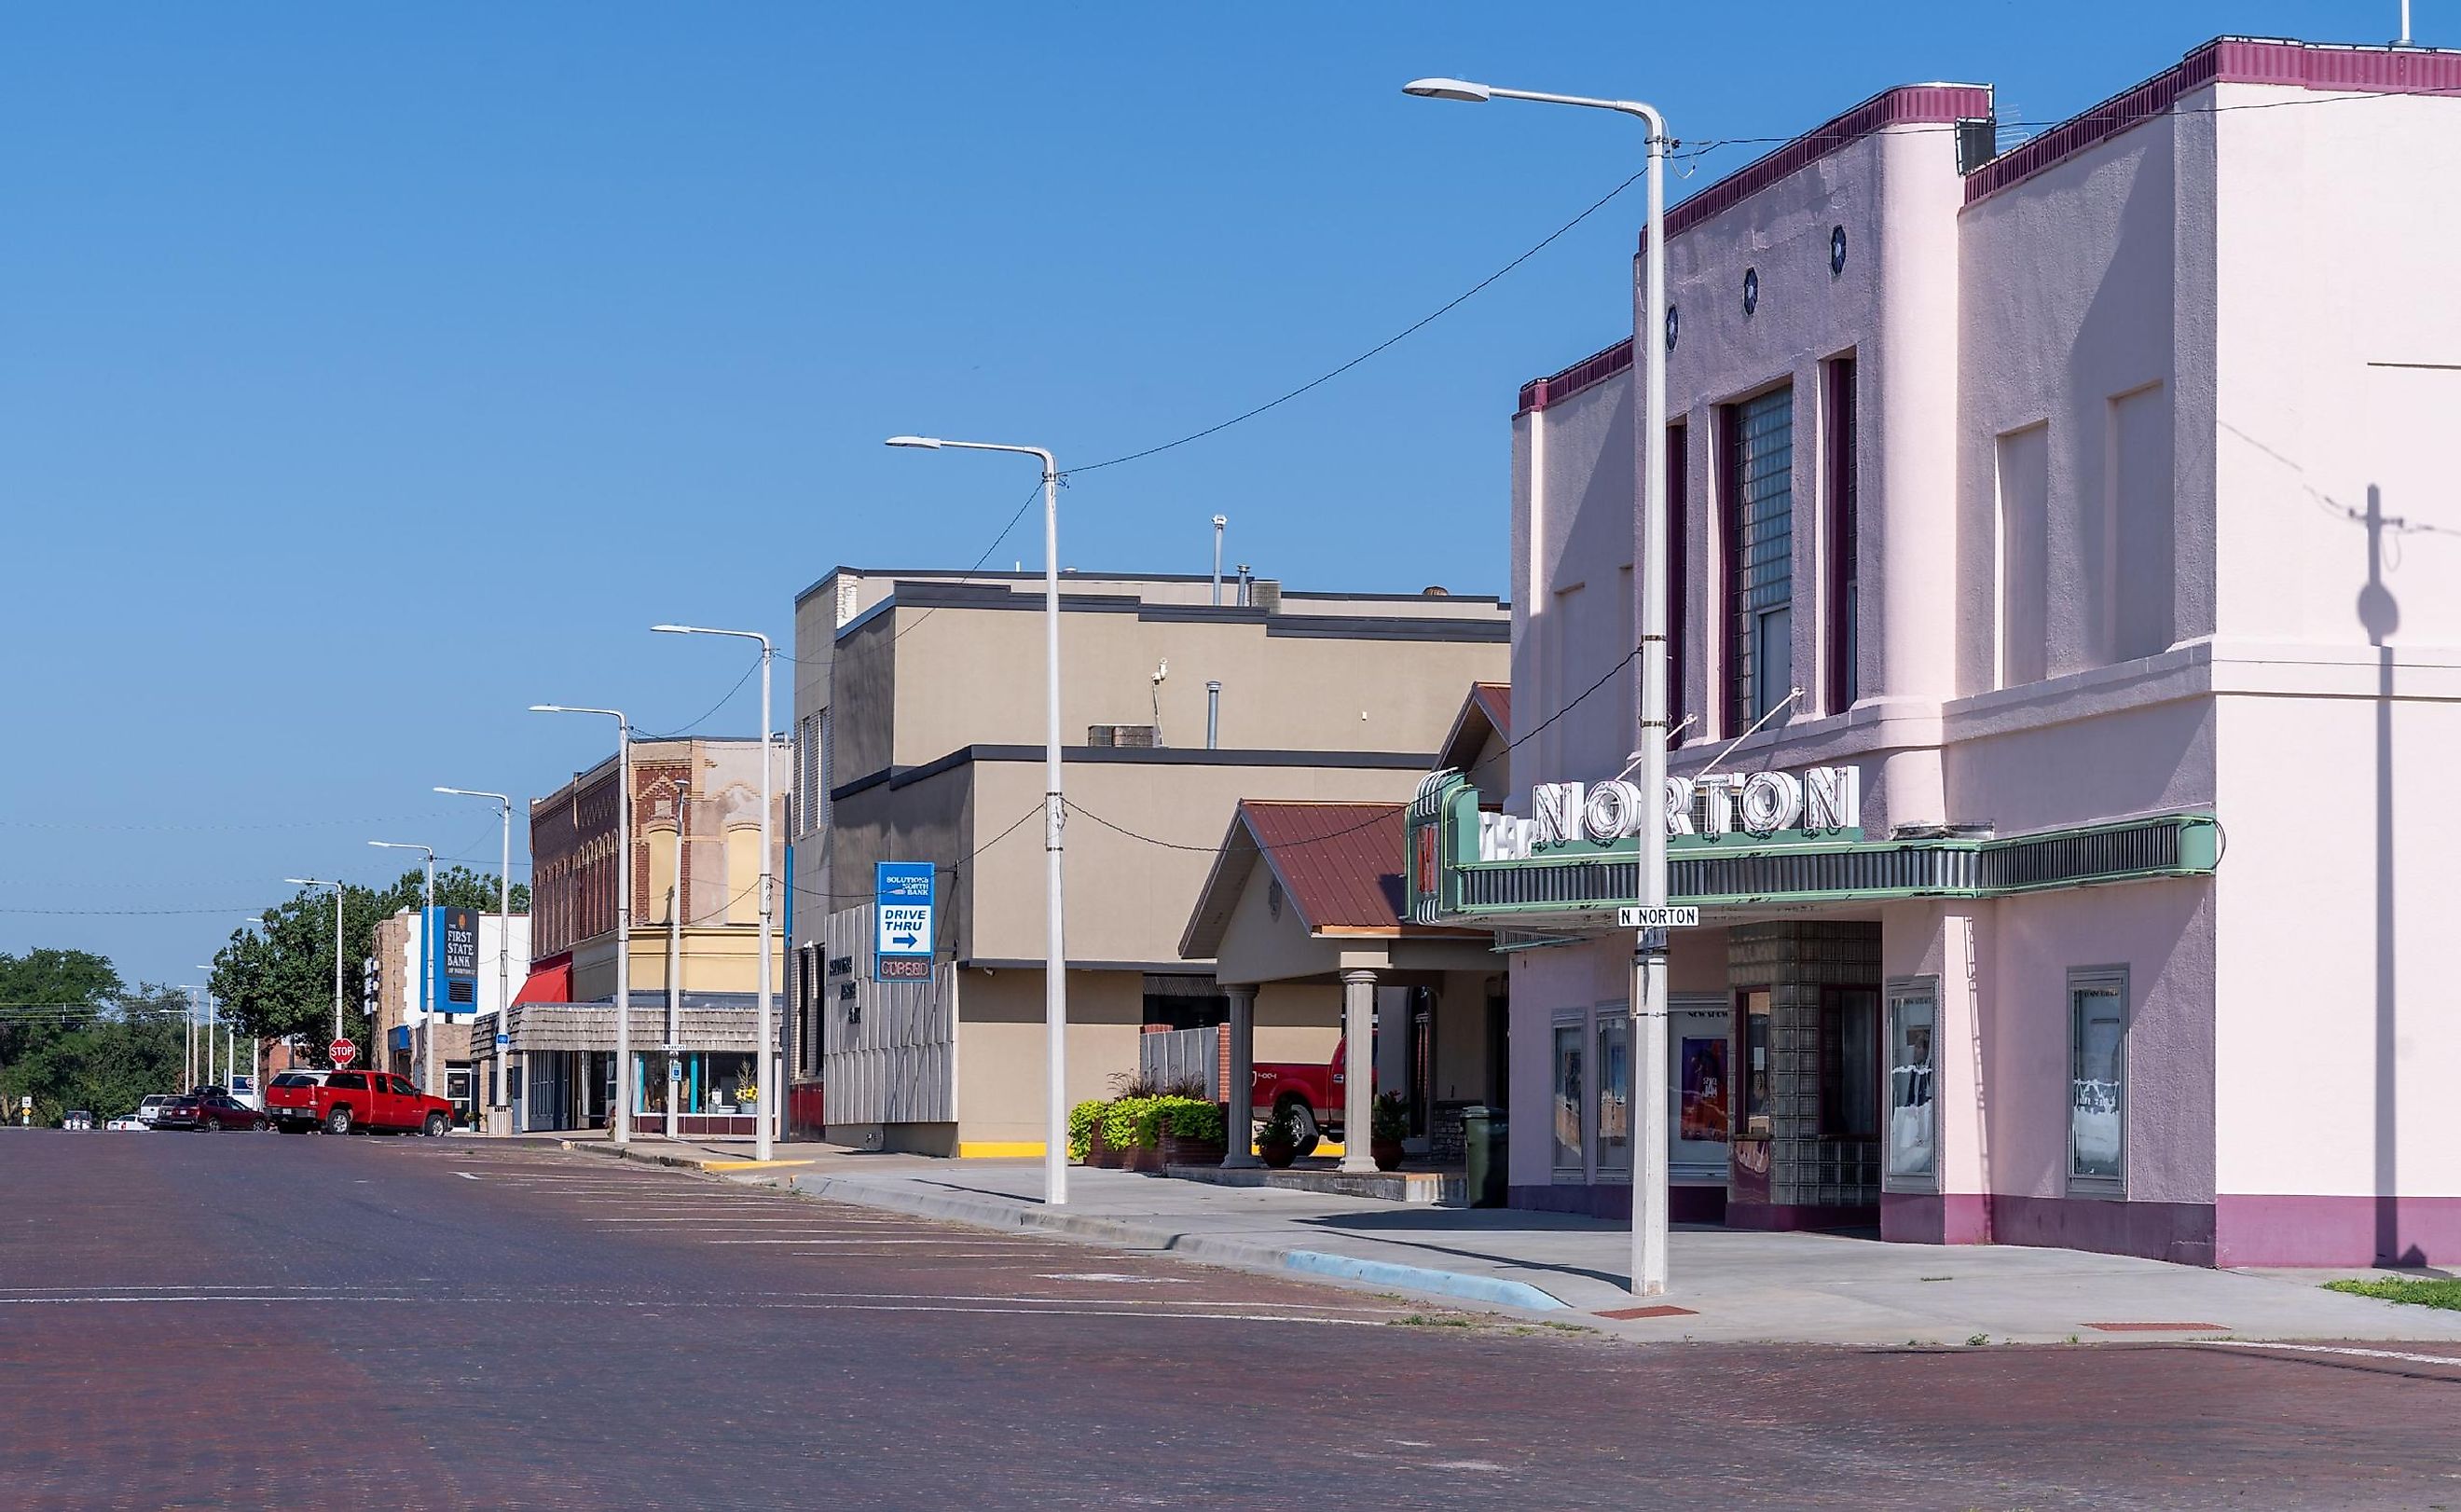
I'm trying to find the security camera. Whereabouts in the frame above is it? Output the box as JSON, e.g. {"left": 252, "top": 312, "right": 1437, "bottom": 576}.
{"left": 1152, "top": 659, "right": 1168, "bottom": 685}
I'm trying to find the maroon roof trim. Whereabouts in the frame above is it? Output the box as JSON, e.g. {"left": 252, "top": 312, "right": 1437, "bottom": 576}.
{"left": 1646, "top": 83, "right": 1994, "bottom": 248}
{"left": 1518, "top": 338, "right": 1632, "bottom": 415}
{"left": 1966, "top": 38, "right": 2461, "bottom": 206}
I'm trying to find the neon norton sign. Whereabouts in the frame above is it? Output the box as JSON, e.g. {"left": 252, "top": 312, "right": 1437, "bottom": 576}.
{"left": 1478, "top": 766, "right": 1862, "bottom": 862}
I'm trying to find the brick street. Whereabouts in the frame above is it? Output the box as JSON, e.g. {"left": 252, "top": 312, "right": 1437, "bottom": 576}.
{"left": 4, "top": 1132, "right": 2458, "bottom": 1509}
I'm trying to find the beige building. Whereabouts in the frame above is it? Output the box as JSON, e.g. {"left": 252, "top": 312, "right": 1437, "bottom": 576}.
{"left": 478, "top": 735, "right": 789, "bottom": 1138}
{"left": 788, "top": 569, "right": 1509, "bottom": 1155}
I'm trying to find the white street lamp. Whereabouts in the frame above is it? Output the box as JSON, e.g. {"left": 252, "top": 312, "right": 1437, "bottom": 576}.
{"left": 652, "top": 623, "right": 780, "bottom": 1161}
{"left": 1406, "top": 75, "right": 1674, "bottom": 1297}
{"left": 887, "top": 433, "right": 1069, "bottom": 1205}
{"left": 436, "top": 787, "right": 516, "bottom": 1122}
{"left": 193, "top": 969, "right": 225, "bottom": 1089}
{"left": 369, "top": 841, "right": 438, "bottom": 1097}
{"left": 285, "top": 878, "right": 348, "bottom": 1048}
{"left": 532, "top": 705, "right": 634, "bottom": 1145}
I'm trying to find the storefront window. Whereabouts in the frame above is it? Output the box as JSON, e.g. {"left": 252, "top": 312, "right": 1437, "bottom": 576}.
{"left": 1886, "top": 987, "right": 1937, "bottom": 1186}
{"left": 1551, "top": 1022, "right": 1585, "bottom": 1177}
{"left": 2069, "top": 970, "right": 2127, "bottom": 1188}
{"left": 1596, "top": 1010, "right": 1630, "bottom": 1179}
{"left": 1740, "top": 990, "right": 1772, "bottom": 1138}
{"left": 634, "top": 1052, "right": 760, "bottom": 1116}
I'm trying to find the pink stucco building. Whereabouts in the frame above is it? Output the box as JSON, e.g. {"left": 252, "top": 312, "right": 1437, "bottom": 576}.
{"left": 1405, "top": 36, "right": 2461, "bottom": 1267}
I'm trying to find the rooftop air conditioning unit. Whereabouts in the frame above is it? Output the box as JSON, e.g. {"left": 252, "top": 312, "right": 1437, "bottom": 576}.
{"left": 1087, "top": 724, "right": 1158, "bottom": 748}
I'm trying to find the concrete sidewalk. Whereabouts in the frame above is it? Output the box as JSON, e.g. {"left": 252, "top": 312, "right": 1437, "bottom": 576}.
{"left": 565, "top": 1139, "right": 2461, "bottom": 1346}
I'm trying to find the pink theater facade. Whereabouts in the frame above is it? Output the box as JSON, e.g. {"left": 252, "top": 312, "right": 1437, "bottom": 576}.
{"left": 1405, "top": 37, "right": 2461, "bottom": 1267}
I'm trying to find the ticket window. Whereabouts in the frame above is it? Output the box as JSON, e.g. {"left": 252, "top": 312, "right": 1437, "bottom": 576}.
{"left": 1739, "top": 990, "right": 1773, "bottom": 1139}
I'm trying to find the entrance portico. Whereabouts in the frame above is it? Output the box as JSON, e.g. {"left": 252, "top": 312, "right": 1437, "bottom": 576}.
{"left": 1182, "top": 800, "right": 1504, "bottom": 1168}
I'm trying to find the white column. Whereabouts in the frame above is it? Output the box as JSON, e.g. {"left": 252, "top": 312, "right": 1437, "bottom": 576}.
{"left": 1339, "top": 969, "right": 1377, "bottom": 1175}
{"left": 1222, "top": 984, "right": 1260, "bottom": 1168}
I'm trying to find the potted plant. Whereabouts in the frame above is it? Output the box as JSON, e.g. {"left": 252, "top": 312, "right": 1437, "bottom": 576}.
{"left": 1256, "top": 1102, "right": 1302, "bottom": 1169}
{"left": 1370, "top": 1092, "right": 1409, "bottom": 1173}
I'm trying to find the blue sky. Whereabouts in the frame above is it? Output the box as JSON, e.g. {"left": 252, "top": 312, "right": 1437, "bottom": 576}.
{"left": 0, "top": 1, "right": 2401, "bottom": 986}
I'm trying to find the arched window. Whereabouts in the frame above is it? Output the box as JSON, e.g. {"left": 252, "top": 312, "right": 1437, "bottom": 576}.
{"left": 724, "top": 827, "right": 761, "bottom": 926}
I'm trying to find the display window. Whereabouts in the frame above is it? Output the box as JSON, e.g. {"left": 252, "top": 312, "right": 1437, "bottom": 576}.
{"left": 2069, "top": 969, "right": 2127, "bottom": 1192}
{"left": 1550, "top": 1021, "right": 1586, "bottom": 1176}
{"left": 1739, "top": 990, "right": 1773, "bottom": 1139}
{"left": 1596, "top": 1010, "right": 1631, "bottom": 1179}
{"left": 1885, "top": 983, "right": 1937, "bottom": 1189}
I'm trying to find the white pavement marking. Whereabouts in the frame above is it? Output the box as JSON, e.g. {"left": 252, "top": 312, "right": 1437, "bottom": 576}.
{"left": 2204, "top": 1340, "right": 2461, "bottom": 1368}
{"left": 454, "top": 1172, "right": 481, "bottom": 1180}
{"left": 1038, "top": 1273, "right": 1194, "bottom": 1285}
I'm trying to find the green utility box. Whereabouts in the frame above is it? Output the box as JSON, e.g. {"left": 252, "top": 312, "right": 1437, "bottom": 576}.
{"left": 1462, "top": 1105, "right": 1508, "bottom": 1208}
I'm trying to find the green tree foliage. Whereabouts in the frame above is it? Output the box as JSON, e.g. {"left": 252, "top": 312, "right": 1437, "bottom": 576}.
{"left": 207, "top": 868, "right": 529, "bottom": 1062}
{"left": 0, "top": 954, "right": 188, "bottom": 1121}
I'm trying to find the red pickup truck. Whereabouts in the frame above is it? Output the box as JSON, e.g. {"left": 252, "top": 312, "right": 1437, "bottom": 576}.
{"left": 267, "top": 1069, "right": 454, "bottom": 1137}
{"left": 1252, "top": 1037, "right": 1364, "bottom": 1155}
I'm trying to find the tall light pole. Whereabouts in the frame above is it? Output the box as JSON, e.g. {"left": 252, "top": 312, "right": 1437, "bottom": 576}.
{"left": 533, "top": 705, "right": 633, "bottom": 1145}
{"left": 887, "top": 434, "right": 1069, "bottom": 1205}
{"left": 370, "top": 841, "right": 437, "bottom": 1095}
{"left": 193, "top": 969, "right": 225, "bottom": 1089}
{"left": 286, "top": 878, "right": 348, "bottom": 1048}
{"left": 651, "top": 623, "right": 779, "bottom": 1161}
{"left": 436, "top": 786, "right": 516, "bottom": 1120}
{"left": 1405, "top": 76, "right": 1672, "bottom": 1296}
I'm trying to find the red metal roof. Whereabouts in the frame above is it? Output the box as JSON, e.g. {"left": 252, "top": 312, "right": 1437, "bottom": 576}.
{"left": 1240, "top": 801, "right": 1411, "bottom": 933}
{"left": 1473, "top": 682, "right": 1510, "bottom": 739}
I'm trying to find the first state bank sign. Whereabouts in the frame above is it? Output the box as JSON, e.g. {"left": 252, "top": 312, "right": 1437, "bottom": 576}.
{"left": 1477, "top": 765, "right": 1862, "bottom": 862}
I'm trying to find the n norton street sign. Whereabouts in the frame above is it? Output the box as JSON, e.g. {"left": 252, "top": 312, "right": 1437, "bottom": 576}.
{"left": 1617, "top": 906, "right": 1700, "bottom": 928}
{"left": 874, "top": 861, "right": 935, "bottom": 982}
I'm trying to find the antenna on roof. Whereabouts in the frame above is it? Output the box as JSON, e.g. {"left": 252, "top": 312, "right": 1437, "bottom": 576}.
{"left": 2399, "top": 0, "right": 2413, "bottom": 45}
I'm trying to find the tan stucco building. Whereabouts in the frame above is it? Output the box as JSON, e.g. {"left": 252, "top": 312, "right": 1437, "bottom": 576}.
{"left": 788, "top": 569, "right": 1508, "bottom": 1156}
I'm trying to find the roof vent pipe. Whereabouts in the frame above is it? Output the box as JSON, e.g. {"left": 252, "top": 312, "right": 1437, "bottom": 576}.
{"left": 1206, "top": 681, "right": 1221, "bottom": 749}
{"left": 1211, "top": 515, "right": 1227, "bottom": 606}
{"left": 1235, "top": 564, "right": 1252, "bottom": 608}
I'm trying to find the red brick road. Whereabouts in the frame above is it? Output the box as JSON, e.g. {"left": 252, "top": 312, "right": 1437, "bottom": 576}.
{"left": 4, "top": 1131, "right": 2456, "bottom": 1509}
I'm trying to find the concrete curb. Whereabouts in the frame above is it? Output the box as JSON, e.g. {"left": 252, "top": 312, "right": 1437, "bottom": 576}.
{"left": 782, "top": 1172, "right": 1572, "bottom": 1313}
{"left": 559, "top": 1138, "right": 814, "bottom": 1175}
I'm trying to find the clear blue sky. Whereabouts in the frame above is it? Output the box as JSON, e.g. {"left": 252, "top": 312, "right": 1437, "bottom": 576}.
{"left": 0, "top": 1, "right": 2400, "bottom": 987}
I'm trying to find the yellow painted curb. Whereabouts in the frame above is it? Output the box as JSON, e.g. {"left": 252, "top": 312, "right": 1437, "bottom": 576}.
{"left": 956, "top": 1140, "right": 1047, "bottom": 1159}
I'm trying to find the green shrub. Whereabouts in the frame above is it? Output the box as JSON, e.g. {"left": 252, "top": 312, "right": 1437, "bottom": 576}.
{"left": 1066, "top": 1099, "right": 1107, "bottom": 1162}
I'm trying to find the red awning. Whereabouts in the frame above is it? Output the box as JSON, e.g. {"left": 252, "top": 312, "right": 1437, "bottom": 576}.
{"left": 513, "top": 959, "right": 571, "bottom": 1005}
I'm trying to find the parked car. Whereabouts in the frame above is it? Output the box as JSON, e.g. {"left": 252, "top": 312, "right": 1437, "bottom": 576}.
{"left": 263, "top": 1070, "right": 331, "bottom": 1133}
{"left": 60, "top": 1109, "right": 95, "bottom": 1131}
{"left": 156, "top": 1091, "right": 267, "bottom": 1132}
{"left": 273, "top": 1069, "right": 454, "bottom": 1137}
{"left": 134, "top": 1094, "right": 176, "bottom": 1127}
{"left": 105, "top": 1116, "right": 145, "bottom": 1131}
{"left": 1251, "top": 1035, "right": 1368, "bottom": 1156}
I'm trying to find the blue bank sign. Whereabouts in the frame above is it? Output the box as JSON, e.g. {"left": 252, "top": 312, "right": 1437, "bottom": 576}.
{"left": 873, "top": 862, "right": 935, "bottom": 982}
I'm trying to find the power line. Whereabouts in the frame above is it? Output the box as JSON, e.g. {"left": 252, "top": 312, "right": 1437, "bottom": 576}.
{"left": 1066, "top": 167, "right": 1651, "bottom": 477}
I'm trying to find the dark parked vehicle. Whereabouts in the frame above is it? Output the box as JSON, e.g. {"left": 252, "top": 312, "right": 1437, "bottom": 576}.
{"left": 157, "top": 1091, "right": 267, "bottom": 1132}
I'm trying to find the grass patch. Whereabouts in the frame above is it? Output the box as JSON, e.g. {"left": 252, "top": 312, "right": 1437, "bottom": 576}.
{"left": 1395, "top": 1313, "right": 1477, "bottom": 1327}
{"left": 2323, "top": 1276, "right": 2461, "bottom": 1311}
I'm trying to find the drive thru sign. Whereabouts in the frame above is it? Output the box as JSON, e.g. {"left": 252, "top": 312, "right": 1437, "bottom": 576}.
{"left": 874, "top": 862, "right": 935, "bottom": 982}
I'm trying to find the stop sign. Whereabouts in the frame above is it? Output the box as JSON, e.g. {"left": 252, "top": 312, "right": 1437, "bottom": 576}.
{"left": 329, "top": 1038, "right": 358, "bottom": 1067}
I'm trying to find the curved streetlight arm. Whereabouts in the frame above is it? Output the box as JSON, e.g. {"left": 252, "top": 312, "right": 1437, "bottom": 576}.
{"left": 883, "top": 436, "right": 1057, "bottom": 477}
{"left": 652, "top": 620, "right": 780, "bottom": 1158}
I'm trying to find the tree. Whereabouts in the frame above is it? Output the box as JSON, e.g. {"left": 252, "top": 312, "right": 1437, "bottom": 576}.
{"left": 209, "top": 868, "right": 528, "bottom": 1063}
{"left": 0, "top": 962, "right": 186, "bottom": 1122}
